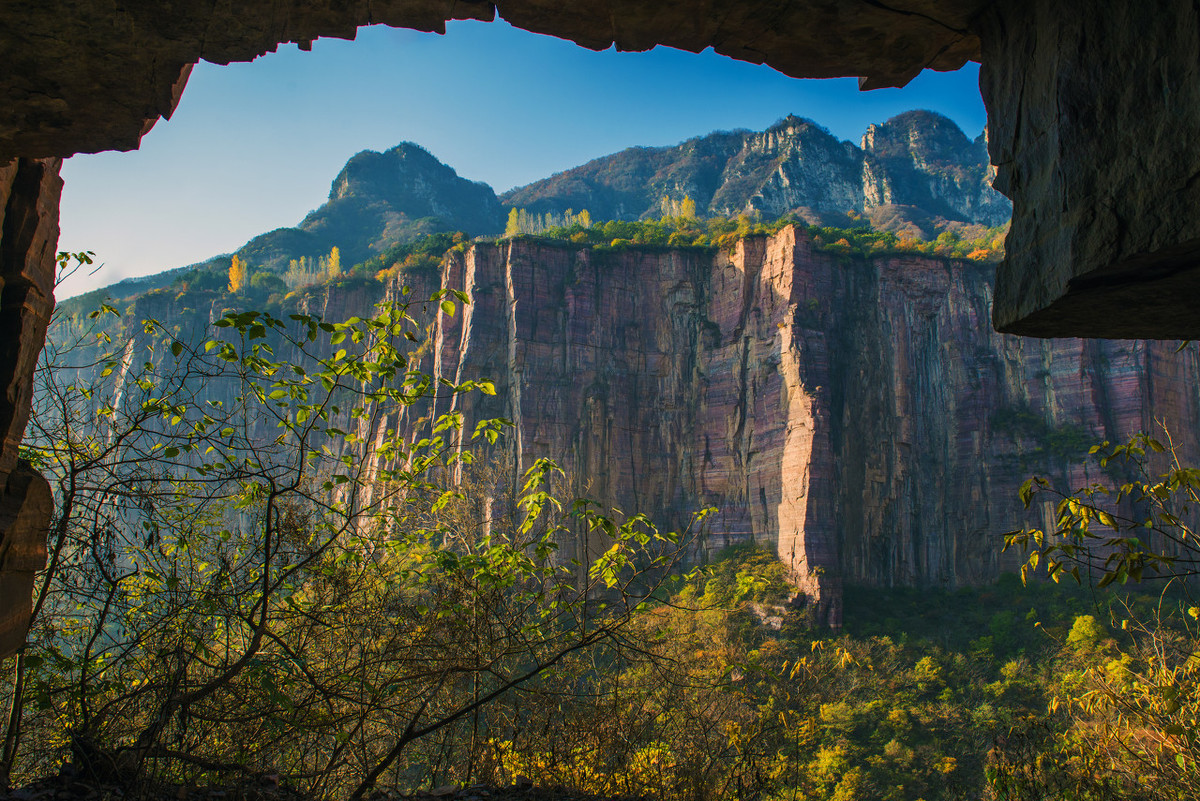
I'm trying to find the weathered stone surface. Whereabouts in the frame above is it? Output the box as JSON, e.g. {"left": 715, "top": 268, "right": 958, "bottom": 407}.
{"left": 0, "top": 159, "right": 60, "bottom": 479}
{"left": 412, "top": 228, "right": 1200, "bottom": 626}
{"left": 0, "top": 461, "right": 52, "bottom": 658}
{"left": 0, "top": 1, "right": 983, "bottom": 164}
{"left": 979, "top": 0, "right": 1200, "bottom": 337}
{"left": 72, "top": 228, "right": 1200, "bottom": 626}
{"left": 0, "top": 158, "right": 60, "bottom": 660}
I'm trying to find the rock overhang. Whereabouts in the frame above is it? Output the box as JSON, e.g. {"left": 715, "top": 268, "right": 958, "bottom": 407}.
{"left": 6, "top": 0, "right": 1198, "bottom": 339}
{"left": 0, "top": 0, "right": 986, "bottom": 164}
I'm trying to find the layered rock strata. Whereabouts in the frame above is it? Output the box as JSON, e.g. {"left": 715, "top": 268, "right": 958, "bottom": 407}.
{"left": 410, "top": 227, "right": 1200, "bottom": 627}
{"left": 64, "top": 227, "right": 1200, "bottom": 630}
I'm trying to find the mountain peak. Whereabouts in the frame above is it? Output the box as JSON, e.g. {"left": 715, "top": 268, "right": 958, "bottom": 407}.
{"left": 861, "top": 110, "right": 972, "bottom": 164}
{"left": 504, "top": 111, "right": 1007, "bottom": 226}
{"left": 765, "top": 114, "right": 827, "bottom": 134}
{"left": 329, "top": 142, "right": 476, "bottom": 202}
{"left": 227, "top": 143, "right": 503, "bottom": 274}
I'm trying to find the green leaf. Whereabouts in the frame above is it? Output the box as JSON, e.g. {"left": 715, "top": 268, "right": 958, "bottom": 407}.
{"left": 441, "top": 300, "right": 455, "bottom": 317}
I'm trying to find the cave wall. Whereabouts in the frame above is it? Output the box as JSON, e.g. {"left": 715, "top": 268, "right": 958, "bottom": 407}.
{"left": 0, "top": 158, "right": 58, "bottom": 658}
{"left": 980, "top": 0, "right": 1200, "bottom": 337}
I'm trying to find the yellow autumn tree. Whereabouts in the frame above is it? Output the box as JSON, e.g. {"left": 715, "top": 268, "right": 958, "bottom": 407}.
{"left": 680, "top": 196, "right": 697, "bottom": 220}
{"left": 577, "top": 209, "right": 592, "bottom": 228}
{"left": 505, "top": 208, "right": 520, "bottom": 238}
{"left": 228, "top": 254, "right": 248, "bottom": 294}
{"left": 327, "top": 246, "right": 341, "bottom": 278}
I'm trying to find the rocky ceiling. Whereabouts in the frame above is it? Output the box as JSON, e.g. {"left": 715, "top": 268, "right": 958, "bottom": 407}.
{"left": 1, "top": 0, "right": 987, "bottom": 161}
{"left": 3, "top": 0, "right": 1200, "bottom": 656}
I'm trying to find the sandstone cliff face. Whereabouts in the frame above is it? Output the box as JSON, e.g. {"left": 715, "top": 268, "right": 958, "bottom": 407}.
{"left": 72, "top": 227, "right": 1200, "bottom": 630}
{"left": 410, "top": 228, "right": 1200, "bottom": 627}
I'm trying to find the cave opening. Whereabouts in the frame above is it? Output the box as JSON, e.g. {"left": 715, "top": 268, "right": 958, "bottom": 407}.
{"left": 55, "top": 17, "right": 987, "bottom": 300}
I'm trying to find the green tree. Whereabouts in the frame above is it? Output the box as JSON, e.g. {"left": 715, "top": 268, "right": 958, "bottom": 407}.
{"left": 0, "top": 293, "right": 697, "bottom": 797}
{"left": 249, "top": 271, "right": 285, "bottom": 298}
{"left": 995, "top": 431, "right": 1200, "bottom": 800}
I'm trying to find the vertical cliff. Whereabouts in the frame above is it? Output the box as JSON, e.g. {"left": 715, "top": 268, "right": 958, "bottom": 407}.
{"left": 417, "top": 227, "right": 1200, "bottom": 627}
{"left": 77, "top": 227, "right": 1200, "bottom": 629}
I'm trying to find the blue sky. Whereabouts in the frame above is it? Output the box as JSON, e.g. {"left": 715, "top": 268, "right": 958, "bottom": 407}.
{"left": 57, "top": 18, "right": 986, "bottom": 298}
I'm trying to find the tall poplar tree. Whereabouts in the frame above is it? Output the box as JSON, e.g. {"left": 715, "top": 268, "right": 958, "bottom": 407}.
{"left": 227, "top": 254, "right": 248, "bottom": 294}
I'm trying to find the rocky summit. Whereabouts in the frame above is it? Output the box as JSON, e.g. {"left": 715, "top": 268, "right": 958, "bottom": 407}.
{"left": 502, "top": 111, "right": 1008, "bottom": 230}
{"left": 239, "top": 143, "right": 504, "bottom": 274}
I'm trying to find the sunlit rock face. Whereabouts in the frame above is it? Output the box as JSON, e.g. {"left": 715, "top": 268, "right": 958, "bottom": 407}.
{"left": 65, "top": 227, "right": 1200, "bottom": 629}
{"left": 410, "top": 228, "right": 1200, "bottom": 627}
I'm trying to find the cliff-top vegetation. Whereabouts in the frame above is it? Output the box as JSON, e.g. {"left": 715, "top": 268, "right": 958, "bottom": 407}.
{"left": 55, "top": 209, "right": 1006, "bottom": 337}
{"left": 497, "top": 204, "right": 1008, "bottom": 263}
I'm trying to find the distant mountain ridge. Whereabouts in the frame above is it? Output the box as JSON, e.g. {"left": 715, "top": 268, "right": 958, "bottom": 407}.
{"left": 501, "top": 110, "right": 1008, "bottom": 231}
{"left": 75, "top": 110, "right": 1008, "bottom": 303}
